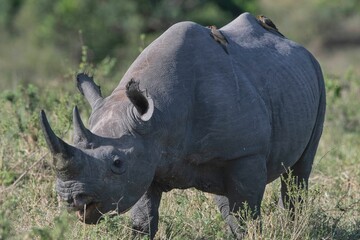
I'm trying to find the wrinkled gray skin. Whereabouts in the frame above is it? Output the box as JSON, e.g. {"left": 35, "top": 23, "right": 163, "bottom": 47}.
{"left": 41, "top": 13, "right": 325, "bottom": 239}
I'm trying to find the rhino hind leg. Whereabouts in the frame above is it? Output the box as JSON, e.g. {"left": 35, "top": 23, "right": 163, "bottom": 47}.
{"left": 215, "top": 156, "right": 267, "bottom": 238}
{"left": 279, "top": 135, "right": 320, "bottom": 213}
{"left": 280, "top": 86, "right": 325, "bottom": 214}
{"left": 279, "top": 144, "right": 317, "bottom": 216}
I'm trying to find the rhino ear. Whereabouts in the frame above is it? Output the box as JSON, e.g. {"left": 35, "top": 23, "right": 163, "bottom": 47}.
{"left": 126, "top": 79, "right": 154, "bottom": 121}
{"left": 76, "top": 73, "right": 103, "bottom": 110}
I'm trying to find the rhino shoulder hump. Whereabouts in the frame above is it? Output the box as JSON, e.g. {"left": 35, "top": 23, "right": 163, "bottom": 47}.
{"left": 164, "top": 21, "right": 207, "bottom": 41}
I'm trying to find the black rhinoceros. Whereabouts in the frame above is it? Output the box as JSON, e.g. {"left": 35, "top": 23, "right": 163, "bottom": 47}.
{"left": 40, "top": 13, "right": 325, "bottom": 239}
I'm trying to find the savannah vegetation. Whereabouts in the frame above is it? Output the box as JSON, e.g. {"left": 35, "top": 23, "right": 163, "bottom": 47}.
{"left": 0, "top": 0, "right": 359, "bottom": 239}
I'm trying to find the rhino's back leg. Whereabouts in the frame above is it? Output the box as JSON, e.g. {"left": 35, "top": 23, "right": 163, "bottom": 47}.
{"left": 215, "top": 155, "right": 267, "bottom": 238}
{"left": 280, "top": 76, "right": 325, "bottom": 212}
{"left": 279, "top": 138, "right": 319, "bottom": 212}
{"left": 279, "top": 129, "right": 321, "bottom": 211}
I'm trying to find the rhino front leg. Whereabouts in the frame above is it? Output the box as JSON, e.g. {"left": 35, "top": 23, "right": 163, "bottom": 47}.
{"left": 130, "top": 183, "right": 163, "bottom": 239}
{"left": 214, "top": 195, "right": 247, "bottom": 239}
{"left": 215, "top": 156, "right": 267, "bottom": 239}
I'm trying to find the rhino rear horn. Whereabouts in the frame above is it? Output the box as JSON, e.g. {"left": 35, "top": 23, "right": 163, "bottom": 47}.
{"left": 40, "top": 110, "right": 82, "bottom": 174}
{"left": 73, "top": 106, "right": 98, "bottom": 148}
{"left": 126, "top": 79, "right": 154, "bottom": 121}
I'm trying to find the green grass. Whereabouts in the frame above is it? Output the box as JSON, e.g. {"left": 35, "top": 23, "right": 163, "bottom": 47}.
{"left": 1, "top": 69, "right": 360, "bottom": 239}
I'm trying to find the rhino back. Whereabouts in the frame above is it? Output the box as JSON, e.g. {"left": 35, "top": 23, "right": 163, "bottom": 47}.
{"left": 111, "top": 20, "right": 269, "bottom": 162}
{"left": 110, "top": 13, "right": 323, "bottom": 179}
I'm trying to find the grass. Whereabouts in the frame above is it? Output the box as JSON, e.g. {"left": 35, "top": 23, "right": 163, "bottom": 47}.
{"left": 1, "top": 67, "right": 360, "bottom": 239}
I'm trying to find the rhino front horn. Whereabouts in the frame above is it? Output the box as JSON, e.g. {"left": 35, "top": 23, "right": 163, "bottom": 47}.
{"left": 40, "top": 110, "right": 82, "bottom": 174}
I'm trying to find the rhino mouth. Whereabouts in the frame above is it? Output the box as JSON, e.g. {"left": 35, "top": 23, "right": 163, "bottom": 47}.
{"left": 75, "top": 202, "right": 101, "bottom": 223}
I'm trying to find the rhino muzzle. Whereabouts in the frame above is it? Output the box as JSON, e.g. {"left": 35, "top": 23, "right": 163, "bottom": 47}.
{"left": 55, "top": 179, "right": 102, "bottom": 223}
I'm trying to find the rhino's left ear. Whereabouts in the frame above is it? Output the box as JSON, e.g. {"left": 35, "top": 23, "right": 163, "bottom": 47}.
{"left": 126, "top": 79, "right": 154, "bottom": 121}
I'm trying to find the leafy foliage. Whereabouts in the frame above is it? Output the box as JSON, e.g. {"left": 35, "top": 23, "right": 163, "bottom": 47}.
{"left": 325, "top": 68, "right": 360, "bottom": 132}
{"left": 1, "top": 0, "right": 256, "bottom": 64}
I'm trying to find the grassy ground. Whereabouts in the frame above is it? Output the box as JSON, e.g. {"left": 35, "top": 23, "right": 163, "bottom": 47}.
{"left": 1, "top": 68, "right": 360, "bottom": 239}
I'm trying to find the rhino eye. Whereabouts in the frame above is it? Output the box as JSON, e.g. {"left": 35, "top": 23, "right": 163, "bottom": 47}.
{"left": 110, "top": 156, "right": 125, "bottom": 174}
{"left": 114, "top": 159, "right": 122, "bottom": 168}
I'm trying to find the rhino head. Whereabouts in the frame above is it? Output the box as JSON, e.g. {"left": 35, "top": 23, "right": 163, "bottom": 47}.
{"left": 40, "top": 77, "right": 157, "bottom": 223}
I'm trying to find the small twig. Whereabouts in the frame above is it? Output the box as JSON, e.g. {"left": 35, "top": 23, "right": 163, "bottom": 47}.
{"left": 83, "top": 204, "right": 87, "bottom": 240}
{"left": 0, "top": 152, "right": 48, "bottom": 193}
{"left": 315, "top": 146, "right": 337, "bottom": 166}
{"left": 11, "top": 151, "right": 37, "bottom": 170}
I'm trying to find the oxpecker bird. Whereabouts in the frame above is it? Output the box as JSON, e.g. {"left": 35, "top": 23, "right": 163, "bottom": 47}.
{"left": 208, "top": 25, "right": 229, "bottom": 54}
{"left": 256, "top": 15, "right": 285, "bottom": 37}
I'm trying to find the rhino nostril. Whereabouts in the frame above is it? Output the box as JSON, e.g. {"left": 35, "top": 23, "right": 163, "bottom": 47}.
{"left": 61, "top": 195, "right": 73, "bottom": 204}
{"left": 74, "top": 193, "right": 92, "bottom": 206}
{"left": 76, "top": 193, "right": 86, "bottom": 200}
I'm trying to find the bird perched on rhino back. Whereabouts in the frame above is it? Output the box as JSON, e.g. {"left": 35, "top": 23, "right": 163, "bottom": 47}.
{"left": 256, "top": 15, "right": 285, "bottom": 37}
{"left": 208, "top": 25, "right": 229, "bottom": 54}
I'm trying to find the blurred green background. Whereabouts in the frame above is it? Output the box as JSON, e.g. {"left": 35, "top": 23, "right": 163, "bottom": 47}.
{"left": 0, "top": 0, "right": 359, "bottom": 91}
